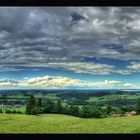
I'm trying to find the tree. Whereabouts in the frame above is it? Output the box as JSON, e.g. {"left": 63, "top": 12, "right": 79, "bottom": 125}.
{"left": 62, "top": 104, "right": 70, "bottom": 114}
{"left": 26, "top": 95, "right": 36, "bottom": 115}
{"left": 106, "top": 105, "right": 112, "bottom": 115}
{"left": 0, "top": 108, "right": 2, "bottom": 113}
{"left": 37, "top": 98, "right": 42, "bottom": 107}
{"left": 80, "top": 106, "right": 92, "bottom": 118}
{"left": 43, "top": 99, "right": 56, "bottom": 113}
{"left": 79, "top": 106, "right": 107, "bottom": 118}
{"left": 31, "top": 106, "right": 42, "bottom": 115}
{"left": 135, "top": 98, "right": 140, "bottom": 114}
{"left": 69, "top": 105, "right": 79, "bottom": 116}
{"left": 111, "top": 107, "right": 123, "bottom": 114}
{"left": 56, "top": 99, "right": 63, "bottom": 113}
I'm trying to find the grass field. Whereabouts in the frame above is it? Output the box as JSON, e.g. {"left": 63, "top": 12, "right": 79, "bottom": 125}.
{"left": 0, "top": 113, "right": 140, "bottom": 133}
{"left": 87, "top": 94, "right": 140, "bottom": 103}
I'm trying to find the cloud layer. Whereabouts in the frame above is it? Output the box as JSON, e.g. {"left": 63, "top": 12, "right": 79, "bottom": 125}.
{"left": 0, "top": 7, "right": 140, "bottom": 76}
{"left": 0, "top": 76, "right": 136, "bottom": 89}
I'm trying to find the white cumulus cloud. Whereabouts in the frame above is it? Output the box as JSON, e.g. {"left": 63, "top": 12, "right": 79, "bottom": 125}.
{"left": 0, "top": 76, "right": 136, "bottom": 89}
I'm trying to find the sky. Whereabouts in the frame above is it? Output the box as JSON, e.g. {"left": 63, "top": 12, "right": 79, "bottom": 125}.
{"left": 0, "top": 7, "right": 140, "bottom": 89}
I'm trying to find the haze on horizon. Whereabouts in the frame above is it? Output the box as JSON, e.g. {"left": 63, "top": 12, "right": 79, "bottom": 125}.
{"left": 0, "top": 7, "right": 140, "bottom": 89}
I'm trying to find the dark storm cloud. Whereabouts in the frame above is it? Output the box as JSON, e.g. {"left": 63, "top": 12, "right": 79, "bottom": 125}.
{"left": 0, "top": 7, "right": 140, "bottom": 74}
{"left": 71, "top": 12, "right": 87, "bottom": 22}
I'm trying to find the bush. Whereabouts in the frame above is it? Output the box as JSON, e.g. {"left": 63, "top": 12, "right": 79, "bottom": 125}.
{"left": 5, "top": 109, "right": 11, "bottom": 114}
{"left": 79, "top": 106, "right": 107, "bottom": 118}
{"left": 62, "top": 104, "right": 70, "bottom": 114}
{"left": 91, "top": 107, "right": 107, "bottom": 118}
{"left": 69, "top": 105, "right": 79, "bottom": 116}
{"left": 106, "top": 105, "right": 112, "bottom": 114}
{"left": 0, "top": 108, "right": 3, "bottom": 113}
{"left": 110, "top": 107, "right": 123, "bottom": 115}
{"left": 120, "top": 105, "right": 136, "bottom": 113}
{"left": 80, "top": 106, "right": 92, "bottom": 118}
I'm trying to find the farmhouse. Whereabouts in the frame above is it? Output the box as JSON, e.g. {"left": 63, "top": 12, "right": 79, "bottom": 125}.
{"left": 125, "top": 111, "right": 136, "bottom": 117}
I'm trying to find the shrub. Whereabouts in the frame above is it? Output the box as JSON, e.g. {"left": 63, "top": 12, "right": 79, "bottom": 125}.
{"left": 5, "top": 109, "right": 11, "bottom": 114}
{"left": 69, "top": 105, "right": 79, "bottom": 116}
{"left": 0, "top": 108, "right": 3, "bottom": 113}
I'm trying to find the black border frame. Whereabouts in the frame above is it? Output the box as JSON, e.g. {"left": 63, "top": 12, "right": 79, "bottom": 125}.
{"left": 0, "top": 0, "right": 140, "bottom": 6}
{"left": 0, "top": 0, "right": 140, "bottom": 139}
{"left": 0, "top": 133, "right": 140, "bottom": 139}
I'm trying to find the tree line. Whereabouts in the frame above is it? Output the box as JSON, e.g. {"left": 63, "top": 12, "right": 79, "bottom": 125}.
{"left": 26, "top": 95, "right": 140, "bottom": 118}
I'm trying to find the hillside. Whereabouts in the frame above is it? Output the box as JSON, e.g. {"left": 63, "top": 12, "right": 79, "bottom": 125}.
{"left": 0, "top": 113, "right": 140, "bottom": 133}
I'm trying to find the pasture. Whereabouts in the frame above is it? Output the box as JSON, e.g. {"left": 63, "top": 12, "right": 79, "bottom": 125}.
{"left": 0, "top": 113, "right": 140, "bottom": 133}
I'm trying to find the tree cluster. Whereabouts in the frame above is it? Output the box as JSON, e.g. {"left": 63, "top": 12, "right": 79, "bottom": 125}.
{"left": 26, "top": 95, "right": 140, "bottom": 118}
{"left": 26, "top": 95, "right": 107, "bottom": 118}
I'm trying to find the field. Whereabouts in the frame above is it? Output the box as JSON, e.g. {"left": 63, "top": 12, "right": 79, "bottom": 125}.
{"left": 0, "top": 90, "right": 140, "bottom": 133}
{"left": 0, "top": 113, "right": 140, "bottom": 133}
{"left": 0, "top": 90, "right": 140, "bottom": 107}
{"left": 87, "top": 94, "right": 140, "bottom": 102}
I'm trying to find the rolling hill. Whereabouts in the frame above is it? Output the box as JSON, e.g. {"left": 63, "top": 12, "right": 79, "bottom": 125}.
{"left": 0, "top": 113, "right": 140, "bottom": 133}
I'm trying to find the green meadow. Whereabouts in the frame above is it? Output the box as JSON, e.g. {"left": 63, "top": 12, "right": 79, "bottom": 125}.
{"left": 0, "top": 113, "right": 140, "bottom": 134}
{"left": 87, "top": 94, "right": 140, "bottom": 103}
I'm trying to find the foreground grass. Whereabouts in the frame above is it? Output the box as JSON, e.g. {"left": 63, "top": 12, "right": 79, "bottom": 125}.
{"left": 0, "top": 113, "right": 140, "bottom": 133}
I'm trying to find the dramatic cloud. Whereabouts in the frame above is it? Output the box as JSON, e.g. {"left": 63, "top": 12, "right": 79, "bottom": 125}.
{"left": 0, "top": 6, "right": 140, "bottom": 89}
{"left": 0, "top": 7, "right": 140, "bottom": 66}
{"left": 27, "top": 62, "right": 140, "bottom": 75}
{"left": 46, "top": 62, "right": 115, "bottom": 75}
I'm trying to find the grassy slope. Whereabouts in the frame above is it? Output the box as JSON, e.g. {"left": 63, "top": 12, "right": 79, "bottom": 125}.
{"left": 0, "top": 113, "right": 140, "bottom": 133}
